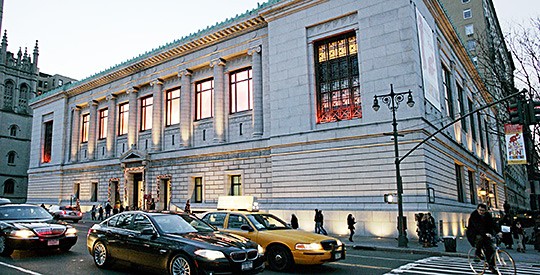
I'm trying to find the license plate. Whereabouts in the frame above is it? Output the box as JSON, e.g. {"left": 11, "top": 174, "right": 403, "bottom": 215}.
{"left": 47, "top": 239, "right": 59, "bottom": 246}
{"left": 334, "top": 252, "right": 341, "bottom": 260}
{"left": 241, "top": 261, "right": 253, "bottom": 271}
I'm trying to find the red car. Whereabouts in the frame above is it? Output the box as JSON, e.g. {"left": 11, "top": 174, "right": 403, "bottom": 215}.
{"left": 48, "top": 205, "right": 83, "bottom": 223}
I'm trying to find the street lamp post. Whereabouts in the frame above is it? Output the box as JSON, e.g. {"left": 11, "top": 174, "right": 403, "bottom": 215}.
{"left": 372, "top": 84, "right": 414, "bottom": 248}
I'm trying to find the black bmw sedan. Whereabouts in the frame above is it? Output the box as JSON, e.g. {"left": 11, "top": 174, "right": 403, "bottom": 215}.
{"left": 0, "top": 203, "right": 78, "bottom": 257}
{"left": 87, "top": 211, "right": 265, "bottom": 275}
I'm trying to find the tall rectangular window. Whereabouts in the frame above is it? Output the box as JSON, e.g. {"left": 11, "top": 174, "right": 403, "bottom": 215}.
{"left": 140, "top": 96, "right": 153, "bottom": 131}
{"left": 118, "top": 103, "right": 129, "bottom": 135}
{"left": 478, "top": 112, "right": 484, "bottom": 148}
{"left": 468, "top": 99, "right": 476, "bottom": 141}
{"left": 442, "top": 65, "right": 454, "bottom": 118}
{"left": 74, "top": 183, "right": 80, "bottom": 200}
{"left": 98, "top": 109, "right": 108, "bottom": 139}
{"left": 315, "top": 32, "right": 360, "bottom": 123}
{"left": 81, "top": 114, "right": 89, "bottom": 143}
{"left": 465, "top": 24, "right": 474, "bottom": 36}
{"left": 457, "top": 84, "right": 467, "bottom": 131}
{"left": 91, "top": 182, "right": 98, "bottom": 202}
{"left": 194, "top": 177, "right": 203, "bottom": 203}
{"left": 455, "top": 163, "right": 465, "bottom": 203}
{"left": 230, "top": 67, "right": 253, "bottom": 113}
{"left": 463, "top": 8, "right": 472, "bottom": 19}
{"left": 468, "top": 170, "right": 476, "bottom": 205}
{"left": 166, "top": 88, "right": 180, "bottom": 126}
{"left": 195, "top": 79, "right": 213, "bottom": 120}
{"left": 42, "top": 121, "right": 53, "bottom": 163}
{"left": 230, "top": 175, "right": 241, "bottom": 196}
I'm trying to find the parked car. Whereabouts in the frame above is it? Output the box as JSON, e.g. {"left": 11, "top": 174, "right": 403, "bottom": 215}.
{"left": 0, "top": 198, "right": 11, "bottom": 205}
{"left": 0, "top": 203, "right": 78, "bottom": 257}
{"left": 48, "top": 205, "right": 83, "bottom": 222}
{"left": 87, "top": 211, "right": 265, "bottom": 274}
{"left": 201, "top": 210, "right": 345, "bottom": 271}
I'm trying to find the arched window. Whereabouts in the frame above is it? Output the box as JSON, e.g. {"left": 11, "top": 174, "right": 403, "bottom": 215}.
{"left": 4, "top": 80, "right": 14, "bottom": 110}
{"left": 3, "top": 179, "right": 15, "bottom": 194}
{"left": 7, "top": 151, "right": 17, "bottom": 165}
{"left": 9, "top": 124, "right": 19, "bottom": 137}
{"left": 19, "top": 84, "right": 29, "bottom": 113}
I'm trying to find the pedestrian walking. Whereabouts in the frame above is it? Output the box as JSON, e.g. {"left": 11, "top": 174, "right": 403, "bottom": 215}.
{"left": 98, "top": 205, "right": 104, "bottom": 221}
{"left": 90, "top": 205, "right": 96, "bottom": 220}
{"left": 347, "top": 213, "right": 356, "bottom": 242}
{"left": 314, "top": 209, "right": 321, "bottom": 233}
{"left": 105, "top": 202, "right": 112, "bottom": 218}
{"left": 427, "top": 213, "right": 438, "bottom": 246}
{"left": 291, "top": 214, "right": 299, "bottom": 229}
{"left": 112, "top": 205, "right": 119, "bottom": 215}
{"left": 499, "top": 213, "right": 514, "bottom": 249}
{"left": 119, "top": 204, "right": 124, "bottom": 213}
{"left": 184, "top": 199, "right": 191, "bottom": 213}
{"left": 318, "top": 210, "right": 328, "bottom": 235}
{"left": 514, "top": 221, "right": 526, "bottom": 252}
{"left": 150, "top": 198, "right": 156, "bottom": 210}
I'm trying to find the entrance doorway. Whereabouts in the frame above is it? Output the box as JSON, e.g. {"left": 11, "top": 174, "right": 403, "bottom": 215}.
{"left": 132, "top": 173, "right": 144, "bottom": 210}
{"left": 159, "top": 178, "right": 171, "bottom": 210}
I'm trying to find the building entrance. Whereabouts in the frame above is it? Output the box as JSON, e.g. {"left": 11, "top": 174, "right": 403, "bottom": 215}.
{"left": 132, "top": 173, "right": 144, "bottom": 210}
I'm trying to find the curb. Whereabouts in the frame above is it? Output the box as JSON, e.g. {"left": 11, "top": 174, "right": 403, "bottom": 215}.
{"left": 349, "top": 244, "right": 469, "bottom": 258}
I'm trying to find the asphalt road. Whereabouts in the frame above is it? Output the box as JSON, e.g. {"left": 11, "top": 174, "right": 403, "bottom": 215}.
{"left": 0, "top": 221, "right": 427, "bottom": 275}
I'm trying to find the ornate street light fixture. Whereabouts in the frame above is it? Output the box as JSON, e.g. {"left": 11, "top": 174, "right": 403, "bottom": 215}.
{"left": 372, "top": 84, "right": 415, "bottom": 248}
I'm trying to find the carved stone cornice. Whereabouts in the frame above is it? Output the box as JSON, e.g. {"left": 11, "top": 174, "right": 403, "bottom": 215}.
{"left": 178, "top": 68, "right": 193, "bottom": 78}
{"left": 71, "top": 105, "right": 81, "bottom": 112}
{"left": 126, "top": 87, "right": 139, "bottom": 94}
{"left": 106, "top": 94, "right": 117, "bottom": 101}
{"left": 88, "top": 100, "right": 98, "bottom": 107}
{"left": 150, "top": 79, "right": 164, "bottom": 87}
{"left": 247, "top": 45, "right": 262, "bottom": 56}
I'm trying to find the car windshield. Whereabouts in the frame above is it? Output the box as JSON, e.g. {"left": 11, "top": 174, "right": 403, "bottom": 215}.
{"left": 0, "top": 205, "right": 53, "bottom": 220}
{"left": 154, "top": 214, "right": 216, "bottom": 234}
{"left": 246, "top": 213, "right": 290, "bottom": 230}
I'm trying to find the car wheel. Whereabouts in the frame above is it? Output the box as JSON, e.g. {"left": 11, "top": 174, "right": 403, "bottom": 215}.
{"left": 267, "top": 245, "right": 293, "bottom": 271}
{"left": 93, "top": 241, "right": 112, "bottom": 268}
{"left": 0, "top": 236, "right": 14, "bottom": 257}
{"left": 169, "top": 254, "right": 197, "bottom": 275}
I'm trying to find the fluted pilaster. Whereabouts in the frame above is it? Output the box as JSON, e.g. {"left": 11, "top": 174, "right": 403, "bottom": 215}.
{"left": 70, "top": 106, "right": 81, "bottom": 162}
{"left": 151, "top": 79, "right": 164, "bottom": 151}
{"left": 127, "top": 88, "right": 139, "bottom": 149}
{"left": 248, "top": 45, "right": 263, "bottom": 137}
{"left": 210, "top": 58, "right": 226, "bottom": 143}
{"left": 106, "top": 94, "right": 117, "bottom": 157}
{"left": 87, "top": 100, "right": 98, "bottom": 160}
{"left": 178, "top": 69, "right": 192, "bottom": 147}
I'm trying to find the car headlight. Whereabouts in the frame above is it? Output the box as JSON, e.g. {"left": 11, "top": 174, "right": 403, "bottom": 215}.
{"left": 257, "top": 244, "right": 264, "bottom": 255}
{"left": 295, "top": 242, "right": 323, "bottom": 250}
{"left": 336, "top": 239, "right": 343, "bottom": 247}
{"left": 65, "top": 227, "right": 77, "bottom": 236}
{"left": 10, "top": 229, "right": 36, "bottom": 239}
{"left": 194, "top": 249, "right": 226, "bottom": 260}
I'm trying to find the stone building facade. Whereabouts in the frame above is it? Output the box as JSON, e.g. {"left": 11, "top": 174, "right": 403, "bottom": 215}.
{"left": 28, "top": 0, "right": 507, "bottom": 238}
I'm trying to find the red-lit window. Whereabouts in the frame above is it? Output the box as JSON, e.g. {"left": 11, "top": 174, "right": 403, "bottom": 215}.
{"left": 118, "top": 103, "right": 129, "bottom": 135}
{"left": 42, "top": 121, "right": 53, "bottom": 163}
{"left": 140, "top": 96, "right": 153, "bottom": 131}
{"left": 166, "top": 89, "right": 180, "bottom": 126}
{"left": 315, "top": 32, "right": 361, "bottom": 123}
{"left": 81, "top": 114, "right": 89, "bottom": 143}
{"left": 98, "top": 109, "right": 108, "bottom": 139}
{"left": 230, "top": 68, "right": 252, "bottom": 113}
{"left": 195, "top": 79, "right": 213, "bottom": 120}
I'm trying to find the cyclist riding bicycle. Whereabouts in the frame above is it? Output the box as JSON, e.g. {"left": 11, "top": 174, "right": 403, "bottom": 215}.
{"left": 467, "top": 203, "right": 501, "bottom": 274}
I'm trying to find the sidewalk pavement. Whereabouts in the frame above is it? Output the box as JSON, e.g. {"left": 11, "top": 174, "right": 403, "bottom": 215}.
{"left": 334, "top": 234, "right": 540, "bottom": 264}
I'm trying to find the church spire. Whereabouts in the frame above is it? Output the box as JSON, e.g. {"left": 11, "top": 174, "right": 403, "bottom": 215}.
{"left": 33, "top": 40, "right": 39, "bottom": 72}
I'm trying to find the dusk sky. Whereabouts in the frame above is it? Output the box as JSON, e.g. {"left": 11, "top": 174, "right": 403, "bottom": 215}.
{"left": 1, "top": 0, "right": 538, "bottom": 81}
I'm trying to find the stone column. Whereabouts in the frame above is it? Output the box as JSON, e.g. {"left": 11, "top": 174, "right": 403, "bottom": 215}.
{"left": 178, "top": 69, "right": 192, "bottom": 147}
{"left": 248, "top": 45, "right": 263, "bottom": 137}
{"left": 151, "top": 79, "right": 164, "bottom": 152}
{"left": 87, "top": 100, "right": 98, "bottom": 160}
{"left": 106, "top": 94, "right": 117, "bottom": 157}
{"left": 127, "top": 87, "right": 139, "bottom": 149}
{"left": 70, "top": 106, "right": 81, "bottom": 162}
{"left": 210, "top": 57, "right": 226, "bottom": 143}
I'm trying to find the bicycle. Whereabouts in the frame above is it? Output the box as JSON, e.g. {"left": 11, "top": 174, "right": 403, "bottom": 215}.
{"left": 467, "top": 234, "right": 516, "bottom": 275}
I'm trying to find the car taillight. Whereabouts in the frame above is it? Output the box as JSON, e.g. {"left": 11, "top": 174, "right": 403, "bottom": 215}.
{"left": 78, "top": 212, "right": 82, "bottom": 216}
{"left": 62, "top": 210, "right": 66, "bottom": 215}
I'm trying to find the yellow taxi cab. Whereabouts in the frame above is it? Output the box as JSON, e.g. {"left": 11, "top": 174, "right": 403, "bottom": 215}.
{"left": 200, "top": 197, "right": 345, "bottom": 271}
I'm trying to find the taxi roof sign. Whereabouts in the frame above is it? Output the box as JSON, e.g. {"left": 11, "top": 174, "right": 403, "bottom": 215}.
{"left": 217, "top": 196, "right": 259, "bottom": 212}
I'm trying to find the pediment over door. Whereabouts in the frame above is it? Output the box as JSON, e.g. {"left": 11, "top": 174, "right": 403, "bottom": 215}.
{"left": 119, "top": 149, "right": 148, "bottom": 164}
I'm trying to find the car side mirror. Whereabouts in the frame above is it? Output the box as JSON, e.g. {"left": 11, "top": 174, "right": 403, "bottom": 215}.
{"left": 140, "top": 228, "right": 156, "bottom": 236}
{"left": 240, "top": 224, "right": 254, "bottom": 232}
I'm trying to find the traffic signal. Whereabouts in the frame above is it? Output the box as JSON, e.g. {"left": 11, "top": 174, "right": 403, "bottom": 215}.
{"left": 508, "top": 101, "right": 524, "bottom": 124}
{"left": 529, "top": 100, "right": 540, "bottom": 125}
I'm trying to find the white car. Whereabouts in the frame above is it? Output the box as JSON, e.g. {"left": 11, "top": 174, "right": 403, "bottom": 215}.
{"left": 48, "top": 205, "right": 83, "bottom": 223}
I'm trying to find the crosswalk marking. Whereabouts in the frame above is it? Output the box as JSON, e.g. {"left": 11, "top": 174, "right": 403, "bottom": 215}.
{"left": 385, "top": 256, "right": 540, "bottom": 275}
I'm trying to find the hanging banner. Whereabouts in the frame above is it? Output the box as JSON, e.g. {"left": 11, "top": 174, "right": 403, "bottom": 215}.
{"left": 505, "top": 124, "right": 527, "bottom": 165}
{"left": 416, "top": 8, "right": 441, "bottom": 111}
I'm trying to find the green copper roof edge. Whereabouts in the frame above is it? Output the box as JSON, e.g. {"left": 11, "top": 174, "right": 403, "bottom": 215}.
{"left": 31, "top": 0, "right": 282, "bottom": 104}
